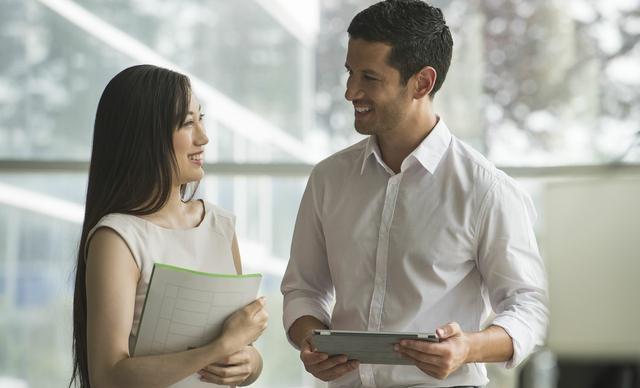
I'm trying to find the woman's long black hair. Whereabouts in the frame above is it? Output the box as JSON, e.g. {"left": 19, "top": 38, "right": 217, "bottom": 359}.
{"left": 70, "top": 64, "right": 193, "bottom": 387}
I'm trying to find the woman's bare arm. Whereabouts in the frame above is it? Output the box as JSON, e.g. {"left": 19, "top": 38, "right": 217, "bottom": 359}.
{"left": 86, "top": 228, "right": 256, "bottom": 388}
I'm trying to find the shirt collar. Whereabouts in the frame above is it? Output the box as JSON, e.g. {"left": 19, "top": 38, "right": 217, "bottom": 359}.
{"left": 360, "top": 118, "right": 453, "bottom": 175}
{"left": 360, "top": 135, "right": 385, "bottom": 175}
{"left": 409, "top": 118, "right": 452, "bottom": 174}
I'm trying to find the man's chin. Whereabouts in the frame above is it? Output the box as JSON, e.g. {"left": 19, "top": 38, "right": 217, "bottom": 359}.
{"left": 354, "top": 122, "right": 373, "bottom": 135}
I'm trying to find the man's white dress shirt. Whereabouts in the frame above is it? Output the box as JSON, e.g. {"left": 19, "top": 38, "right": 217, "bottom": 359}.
{"left": 281, "top": 119, "right": 549, "bottom": 388}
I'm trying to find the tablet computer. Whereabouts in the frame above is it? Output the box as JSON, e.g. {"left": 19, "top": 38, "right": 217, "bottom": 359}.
{"left": 311, "top": 329, "right": 439, "bottom": 365}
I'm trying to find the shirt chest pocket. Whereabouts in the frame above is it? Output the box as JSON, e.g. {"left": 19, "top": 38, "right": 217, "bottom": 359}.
{"left": 420, "top": 225, "right": 474, "bottom": 268}
{"left": 394, "top": 204, "right": 476, "bottom": 271}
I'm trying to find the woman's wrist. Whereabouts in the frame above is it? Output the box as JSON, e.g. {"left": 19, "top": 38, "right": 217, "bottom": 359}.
{"left": 205, "top": 337, "right": 235, "bottom": 364}
{"left": 240, "top": 346, "right": 263, "bottom": 386}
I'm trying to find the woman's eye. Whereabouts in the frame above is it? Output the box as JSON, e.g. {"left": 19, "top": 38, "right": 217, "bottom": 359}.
{"left": 182, "top": 121, "right": 194, "bottom": 127}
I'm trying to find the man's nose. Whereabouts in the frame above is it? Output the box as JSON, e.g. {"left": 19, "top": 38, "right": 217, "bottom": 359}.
{"left": 345, "top": 78, "right": 364, "bottom": 101}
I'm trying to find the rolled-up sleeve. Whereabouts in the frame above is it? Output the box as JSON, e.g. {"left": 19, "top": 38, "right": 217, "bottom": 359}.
{"left": 475, "top": 176, "right": 550, "bottom": 368}
{"left": 281, "top": 168, "right": 334, "bottom": 348}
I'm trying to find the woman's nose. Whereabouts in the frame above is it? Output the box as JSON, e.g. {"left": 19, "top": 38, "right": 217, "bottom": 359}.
{"left": 195, "top": 123, "right": 209, "bottom": 146}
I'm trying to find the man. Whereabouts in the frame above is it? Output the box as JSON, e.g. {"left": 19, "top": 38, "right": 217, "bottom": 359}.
{"left": 281, "top": 1, "right": 549, "bottom": 387}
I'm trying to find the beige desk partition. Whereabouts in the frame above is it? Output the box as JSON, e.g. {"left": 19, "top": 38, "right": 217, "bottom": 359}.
{"left": 544, "top": 177, "right": 640, "bottom": 360}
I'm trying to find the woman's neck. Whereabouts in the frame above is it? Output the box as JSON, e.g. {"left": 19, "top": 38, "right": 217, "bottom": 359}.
{"left": 142, "top": 185, "right": 203, "bottom": 229}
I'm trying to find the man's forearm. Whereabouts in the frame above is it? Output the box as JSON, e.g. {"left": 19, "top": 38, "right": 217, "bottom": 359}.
{"left": 464, "top": 325, "right": 514, "bottom": 363}
{"left": 288, "top": 315, "right": 328, "bottom": 348}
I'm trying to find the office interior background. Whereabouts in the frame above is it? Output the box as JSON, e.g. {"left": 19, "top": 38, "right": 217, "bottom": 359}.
{"left": 1, "top": 0, "right": 639, "bottom": 387}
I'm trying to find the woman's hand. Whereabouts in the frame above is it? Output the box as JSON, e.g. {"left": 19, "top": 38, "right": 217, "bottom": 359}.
{"left": 198, "top": 346, "right": 261, "bottom": 386}
{"left": 220, "top": 297, "right": 268, "bottom": 353}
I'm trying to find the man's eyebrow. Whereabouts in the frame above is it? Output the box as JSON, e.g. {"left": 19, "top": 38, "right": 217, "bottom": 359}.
{"left": 359, "top": 68, "right": 384, "bottom": 77}
{"left": 363, "top": 69, "right": 382, "bottom": 76}
{"left": 344, "top": 64, "right": 382, "bottom": 76}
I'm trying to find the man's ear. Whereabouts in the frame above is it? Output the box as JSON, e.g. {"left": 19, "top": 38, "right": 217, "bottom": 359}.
{"left": 412, "top": 66, "right": 437, "bottom": 99}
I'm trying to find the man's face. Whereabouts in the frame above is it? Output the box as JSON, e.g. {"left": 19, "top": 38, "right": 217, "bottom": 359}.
{"left": 344, "top": 38, "right": 411, "bottom": 136}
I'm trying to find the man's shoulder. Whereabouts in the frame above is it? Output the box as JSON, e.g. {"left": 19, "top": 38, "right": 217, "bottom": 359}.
{"left": 448, "top": 136, "right": 509, "bottom": 190}
{"left": 449, "top": 137, "right": 532, "bottom": 208}
{"left": 311, "top": 137, "right": 368, "bottom": 178}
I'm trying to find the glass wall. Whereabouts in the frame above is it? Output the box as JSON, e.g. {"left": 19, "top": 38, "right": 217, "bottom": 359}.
{"left": 1, "top": 0, "right": 639, "bottom": 387}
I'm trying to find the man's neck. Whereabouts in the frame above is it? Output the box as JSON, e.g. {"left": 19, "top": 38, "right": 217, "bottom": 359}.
{"left": 377, "top": 113, "right": 438, "bottom": 174}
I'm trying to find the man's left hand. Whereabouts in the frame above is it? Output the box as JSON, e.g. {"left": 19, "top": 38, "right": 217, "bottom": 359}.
{"left": 395, "top": 322, "right": 470, "bottom": 380}
{"left": 198, "top": 345, "right": 259, "bottom": 386}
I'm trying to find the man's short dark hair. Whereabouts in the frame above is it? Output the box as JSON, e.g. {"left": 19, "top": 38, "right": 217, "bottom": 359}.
{"left": 347, "top": 0, "right": 453, "bottom": 97}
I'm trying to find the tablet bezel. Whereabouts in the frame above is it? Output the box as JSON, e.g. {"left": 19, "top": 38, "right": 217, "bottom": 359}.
{"left": 311, "top": 329, "right": 439, "bottom": 365}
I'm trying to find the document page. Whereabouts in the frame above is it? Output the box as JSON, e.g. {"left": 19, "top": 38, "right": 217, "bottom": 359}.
{"left": 133, "top": 263, "right": 262, "bottom": 357}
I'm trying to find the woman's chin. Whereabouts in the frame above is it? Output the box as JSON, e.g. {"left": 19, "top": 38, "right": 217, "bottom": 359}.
{"left": 178, "top": 173, "right": 204, "bottom": 186}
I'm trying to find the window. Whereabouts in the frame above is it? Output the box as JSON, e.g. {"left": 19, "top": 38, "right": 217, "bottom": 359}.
{"left": 1, "top": 1, "right": 638, "bottom": 387}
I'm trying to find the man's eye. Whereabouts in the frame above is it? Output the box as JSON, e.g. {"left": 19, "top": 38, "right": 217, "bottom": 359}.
{"left": 364, "top": 75, "right": 377, "bottom": 81}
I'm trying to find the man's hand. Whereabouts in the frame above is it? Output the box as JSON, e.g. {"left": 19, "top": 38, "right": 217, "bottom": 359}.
{"left": 300, "top": 335, "right": 359, "bottom": 381}
{"left": 395, "top": 322, "right": 470, "bottom": 380}
{"left": 198, "top": 345, "right": 259, "bottom": 386}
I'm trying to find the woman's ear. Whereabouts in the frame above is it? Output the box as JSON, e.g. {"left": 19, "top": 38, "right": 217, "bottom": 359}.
{"left": 413, "top": 66, "right": 437, "bottom": 99}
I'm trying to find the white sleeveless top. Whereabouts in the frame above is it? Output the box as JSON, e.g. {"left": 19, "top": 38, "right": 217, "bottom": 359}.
{"left": 87, "top": 200, "right": 237, "bottom": 387}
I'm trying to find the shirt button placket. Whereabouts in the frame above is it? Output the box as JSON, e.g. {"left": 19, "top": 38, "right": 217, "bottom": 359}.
{"left": 361, "top": 174, "right": 401, "bottom": 388}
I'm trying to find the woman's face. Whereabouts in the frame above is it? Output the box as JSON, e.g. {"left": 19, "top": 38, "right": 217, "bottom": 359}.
{"left": 173, "top": 92, "right": 209, "bottom": 185}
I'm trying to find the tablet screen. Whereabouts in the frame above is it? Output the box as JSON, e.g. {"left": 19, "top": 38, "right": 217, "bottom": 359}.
{"left": 311, "top": 330, "right": 439, "bottom": 365}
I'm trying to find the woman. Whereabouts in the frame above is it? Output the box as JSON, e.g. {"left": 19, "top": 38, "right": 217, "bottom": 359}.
{"left": 70, "top": 64, "right": 268, "bottom": 388}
